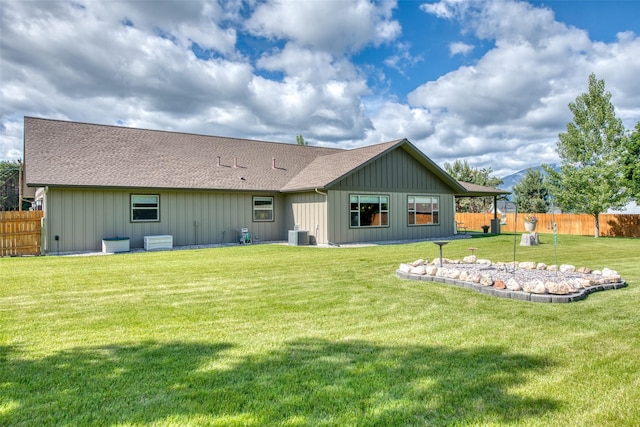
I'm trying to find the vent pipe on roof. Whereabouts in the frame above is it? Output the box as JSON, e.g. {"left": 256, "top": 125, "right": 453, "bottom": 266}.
{"left": 272, "top": 158, "right": 276, "bottom": 169}
{"left": 234, "top": 157, "right": 238, "bottom": 168}
{"left": 216, "top": 156, "right": 221, "bottom": 167}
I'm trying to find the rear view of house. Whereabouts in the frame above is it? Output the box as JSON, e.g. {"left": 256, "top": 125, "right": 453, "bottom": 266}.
{"left": 23, "top": 117, "right": 492, "bottom": 253}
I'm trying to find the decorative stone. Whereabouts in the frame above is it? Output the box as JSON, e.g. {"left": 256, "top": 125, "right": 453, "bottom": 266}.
{"left": 410, "top": 265, "right": 427, "bottom": 275}
{"left": 468, "top": 272, "right": 482, "bottom": 283}
{"left": 479, "top": 274, "right": 493, "bottom": 287}
{"left": 463, "top": 255, "right": 477, "bottom": 263}
{"left": 522, "top": 279, "right": 546, "bottom": 294}
{"left": 397, "top": 257, "right": 626, "bottom": 303}
{"left": 399, "top": 263, "right": 413, "bottom": 273}
{"left": 519, "top": 261, "right": 537, "bottom": 270}
{"left": 546, "top": 281, "right": 570, "bottom": 295}
{"left": 560, "top": 264, "right": 576, "bottom": 273}
{"left": 506, "top": 278, "right": 522, "bottom": 291}
{"left": 446, "top": 269, "right": 461, "bottom": 279}
{"left": 477, "top": 259, "right": 492, "bottom": 265}
{"left": 425, "top": 265, "right": 438, "bottom": 275}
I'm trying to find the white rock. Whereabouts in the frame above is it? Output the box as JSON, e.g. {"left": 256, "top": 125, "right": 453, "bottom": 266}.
{"left": 519, "top": 261, "right": 537, "bottom": 270}
{"left": 477, "top": 259, "right": 492, "bottom": 265}
{"left": 410, "top": 265, "right": 427, "bottom": 275}
{"left": 468, "top": 272, "right": 482, "bottom": 283}
{"left": 536, "top": 263, "right": 547, "bottom": 270}
{"left": 506, "top": 278, "right": 522, "bottom": 291}
{"left": 560, "top": 264, "right": 576, "bottom": 273}
{"left": 425, "top": 265, "right": 439, "bottom": 275}
{"left": 411, "top": 259, "right": 425, "bottom": 267}
{"left": 446, "top": 269, "right": 461, "bottom": 279}
{"left": 399, "top": 263, "right": 413, "bottom": 273}
{"left": 546, "top": 281, "right": 569, "bottom": 295}
{"left": 602, "top": 268, "right": 619, "bottom": 277}
{"left": 480, "top": 274, "right": 493, "bottom": 286}
{"left": 463, "top": 255, "right": 477, "bottom": 264}
{"left": 522, "top": 279, "right": 546, "bottom": 294}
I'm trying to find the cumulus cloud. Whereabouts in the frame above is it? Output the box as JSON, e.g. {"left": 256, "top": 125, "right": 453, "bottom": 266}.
{"left": 405, "top": 0, "right": 640, "bottom": 176}
{"left": 1, "top": 0, "right": 639, "bottom": 179}
{"left": 0, "top": 0, "right": 394, "bottom": 158}
{"left": 449, "top": 42, "right": 474, "bottom": 56}
{"left": 245, "top": 0, "right": 400, "bottom": 54}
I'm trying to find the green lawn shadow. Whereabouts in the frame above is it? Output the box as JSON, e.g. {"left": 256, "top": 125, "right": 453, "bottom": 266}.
{"left": 1, "top": 339, "right": 559, "bottom": 425}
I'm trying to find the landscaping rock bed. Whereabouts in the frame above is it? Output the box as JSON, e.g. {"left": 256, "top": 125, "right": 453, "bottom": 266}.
{"left": 396, "top": 256, "right": 627, "bottom": 303}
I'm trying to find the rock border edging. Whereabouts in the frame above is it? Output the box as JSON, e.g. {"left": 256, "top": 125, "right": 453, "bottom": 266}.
{"left": 396, "top": 261, "right": 627, "bottom": 303}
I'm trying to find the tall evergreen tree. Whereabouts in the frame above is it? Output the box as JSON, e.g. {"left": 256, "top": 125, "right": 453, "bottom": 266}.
{"left": 543, "top": 73, "right": 627, "bottom": 237}
{"left": 512, "top": 168, "right": 549, "bottom": 213}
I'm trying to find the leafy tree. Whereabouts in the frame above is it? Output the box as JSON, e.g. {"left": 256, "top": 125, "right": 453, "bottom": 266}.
{"left": 296, "top": 134, "right": 308, "bottom": 146}
{"left": 0, "top": 160, "right": 21, "bottom": 211}
{"left": 622, "top": 122, "right": 640, "bottom": 200}
{"left": 512, "top": 168, "right": 549, "bottom": 213}
{"left": 543, "top": 73, "right": 627, "bottom": 237}
{"left": 445, "top": 160, "right": 504, "bottom": 212}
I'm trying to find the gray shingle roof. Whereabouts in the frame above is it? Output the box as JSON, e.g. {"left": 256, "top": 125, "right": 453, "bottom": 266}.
{"left": 23, "top": 117, "right": 474, "bottom": 194}
{"left": 24, "top": 117, "right": 343, "bottom": 191}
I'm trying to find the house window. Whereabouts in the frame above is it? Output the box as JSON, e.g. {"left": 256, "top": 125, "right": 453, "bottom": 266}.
{"left": 131, "top": 194, "right": 159, "bottom": 222}
{"left": 253, "top": 196, "right": 274, "bottom": 221}
{"left": 408, "top": 196, "right": 439, "bottom": 225}
{"left": 350, "top": 195, "right": 389, "bottom": 227}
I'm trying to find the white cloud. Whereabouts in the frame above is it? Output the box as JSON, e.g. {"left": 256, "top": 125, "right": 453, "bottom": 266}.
{"left": 1, "top": 0, "right": 639, "bottom": 180}
{"left": 404, "top": 0, "right": 640, "bottom": 175}
{"left": 449, "top": 42, "right": 474, "bottom": 56}
{"left": 246, "top": 0, "right": 401, "bottom": 54}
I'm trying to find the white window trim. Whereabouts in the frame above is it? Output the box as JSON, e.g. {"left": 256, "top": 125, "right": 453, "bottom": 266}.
{"left": 349, "top": 194, "right": 390, "bottom": 228}
{"left": 408, "top": 195, "right": 440, "bottom": 226}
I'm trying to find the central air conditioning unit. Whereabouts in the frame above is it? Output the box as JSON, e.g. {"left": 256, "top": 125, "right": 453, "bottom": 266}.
{"left": 288, "top": 229, "right": 309, "bottom": 246}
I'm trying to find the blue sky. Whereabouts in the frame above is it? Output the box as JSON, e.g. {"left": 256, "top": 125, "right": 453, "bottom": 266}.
{"left": 1, "top": 0, "right": 639, "bottom": 177}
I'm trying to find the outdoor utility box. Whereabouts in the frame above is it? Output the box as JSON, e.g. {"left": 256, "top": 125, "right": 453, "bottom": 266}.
{"left": 102, "top": 237, "right": 130, "bottom": 253}
{"left": 288, "top": 230, "right": 309, "bottom": 246}
{"left": 491, "top": 218, "right": 501, "bottom": 234}
{"left": 144, "top": 235, "right": 173, "bottom": 251}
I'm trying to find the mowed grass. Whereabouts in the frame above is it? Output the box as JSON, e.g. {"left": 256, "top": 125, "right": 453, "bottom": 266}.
{"left": 1, "top": 234, "right": 639, "bottom": 426}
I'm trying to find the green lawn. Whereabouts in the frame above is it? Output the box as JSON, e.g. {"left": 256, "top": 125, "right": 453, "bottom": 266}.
{"left": 1, "top": 234, "right": 639, "bottom": 426}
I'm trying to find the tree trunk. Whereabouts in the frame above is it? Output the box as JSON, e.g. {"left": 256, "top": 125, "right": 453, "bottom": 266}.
{"left": 594, "top": 213, "right": 600, "bottom": 238}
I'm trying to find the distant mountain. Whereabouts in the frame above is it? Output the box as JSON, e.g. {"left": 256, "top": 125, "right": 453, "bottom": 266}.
{"left": 499, "top": 164, "right": 559, "bottom": 194}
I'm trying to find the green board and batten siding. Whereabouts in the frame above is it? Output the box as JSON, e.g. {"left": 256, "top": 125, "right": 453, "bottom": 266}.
{"left": 326, "top": 147, "right": 456, "bottom": 244}
{"left": 42, "top": 188, "right": 286, "bottom": 253}
{"left": 39, "top": 146, "right": 459, "bottom": 253}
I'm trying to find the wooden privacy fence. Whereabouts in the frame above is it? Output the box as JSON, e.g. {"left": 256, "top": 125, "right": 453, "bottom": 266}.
{"left": 456, "top": 212, "right": 640, "bottom": 238}
{"left": 0, "top": 211, "right": 44, "bottom": 256}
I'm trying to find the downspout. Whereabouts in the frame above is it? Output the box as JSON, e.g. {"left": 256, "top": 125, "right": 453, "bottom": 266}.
{"left": 42, "top": 186, "right": 49, "bottom": 255}
{"left": 314, "top": 188, "right": 336, "bottom": 246}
